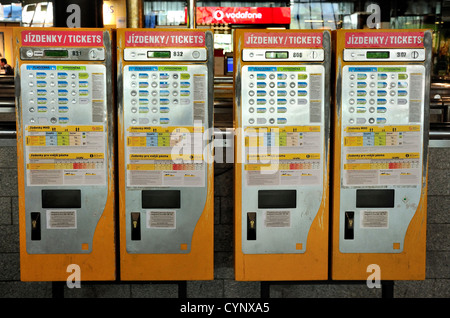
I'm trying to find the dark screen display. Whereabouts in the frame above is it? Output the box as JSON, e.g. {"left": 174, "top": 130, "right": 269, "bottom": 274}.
{"left": 142, "top": 190, "right": 181, "bottom": 209}
{"left": 356, "top": 189, "right": 395, "bottom": 208}
{"left": 44, "top": 50, "right": 69, "bottom": 57}
{"left": 41, "top": 190, "right": 81, "bottom": 208}
{"left": 258, "top": 190, "right": 296, "bottom": 209}
{"left": 366, "top": 51, "right": 390, "bottom": 59}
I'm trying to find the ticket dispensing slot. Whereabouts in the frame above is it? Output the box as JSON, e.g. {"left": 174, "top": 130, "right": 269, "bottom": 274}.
{"left": 15, "top": 28, "right": 116, "bottom": 282}
{"left": 332, "top": 29, "right": 432, "bottom": 280}
{"left": 234, "top": 29, "right": 331, "bottom": 281}
{"left": 118, "top": 28, "right": 214, "bottom": 281}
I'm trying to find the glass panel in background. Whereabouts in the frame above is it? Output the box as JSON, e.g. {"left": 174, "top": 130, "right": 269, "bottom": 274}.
{"left": 291, "top": 1, "right": 354, "bottom": 30}
{"left": 0, "top": 3, "right": 22, "bottom": 23}
{"left": 21, "top": 2, "right": 52, "bottom": 27}
{"left": 143, "top": 1, "right": 186, "bottom": 27}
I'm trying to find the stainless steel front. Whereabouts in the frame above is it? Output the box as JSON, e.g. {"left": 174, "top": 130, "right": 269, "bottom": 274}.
{"left": 119, "top": 30, "right": 214, "bottom": 255}
{"left": 18, "top": 31, "right": 113, "bottom": 254}
{"left": 337, "top": 31, "right": 432, "bottom": 254}
{"left": 238, "top": 31, "right": 331, "bottom": 255}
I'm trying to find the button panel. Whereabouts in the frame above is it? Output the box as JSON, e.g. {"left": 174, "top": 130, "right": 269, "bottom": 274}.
{"left": 342, "top": 65, "right": 425, "bottom": 126}
{"left": 242, "top": 65, "right": 324, "bottom": 127}
{"left": 124, "top": 65, "right": 207, "bottom": 127}
{"left": 123, "top": 64, "right": 208, "bottom": 189}
{"left": 21, "top": 64, "right": 107, "bottom": 125}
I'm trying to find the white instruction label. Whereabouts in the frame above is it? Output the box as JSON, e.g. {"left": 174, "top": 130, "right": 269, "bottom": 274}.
{"left": 147, "top": 210, "right": 176, "bottom": 229}
{"left": 360, "top": 210, "right": 389, "bottom": 228}
{"left": 264, "top": 210, "right": 291, "bottom": 228}
{"left": 46, "top": 210, "right": 77, "bottom": 229}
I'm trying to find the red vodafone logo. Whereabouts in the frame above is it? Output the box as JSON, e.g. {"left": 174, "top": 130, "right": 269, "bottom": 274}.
{"left": 213, "top": 9, "right": 224, "bottom": 21}
{"left": 212, "top": 8, "right": 263, "bottom": 22}
{"left": 196, "top": 7, "right": 291, "bottom": 24}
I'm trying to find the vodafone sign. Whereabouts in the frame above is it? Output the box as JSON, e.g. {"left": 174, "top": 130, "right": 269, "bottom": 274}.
{"left": 196, "top": 7, "right": 291, "bottom": 24}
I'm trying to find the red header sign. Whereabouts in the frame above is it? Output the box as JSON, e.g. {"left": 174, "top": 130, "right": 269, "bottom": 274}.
{"left": 345, "top": 31, "right": 425, "bottom": 48}
{"left": 22, "top": 30, "right": 103, "bottom": 47}
{"left": 244, "top": 32, "right": 323, "bottom": 48}
{"left": 196, "top": 7, "right": 291, "bottom": 24}
{"left": 125, "top": 31, "right": 205, "bottom": 47}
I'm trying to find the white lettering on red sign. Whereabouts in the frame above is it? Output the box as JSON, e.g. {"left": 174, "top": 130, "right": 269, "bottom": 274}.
{"left": 196, "top": 7, "right": 291, "bottom": 25}
{"left": 218, "top": 10, "right": 262, "bottom": 20}
{"left": 125, "top": 31, "right": 205, "bottom": 47}
{"left": 22, "top": 31, "right": 103, "bottom": 47}
{"left": 244, "top": 32, "right": 323, "bottom": 48}
{"left": 345, "top": 32, "right": 424, "bottom": 48}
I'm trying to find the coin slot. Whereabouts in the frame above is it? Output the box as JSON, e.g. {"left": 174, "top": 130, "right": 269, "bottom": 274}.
{"left": 344, "top": 211, "right": 354, "bottom": 240}
{"left": 247, "top": 212, "right": 257, "bottom": 240}
{"left": 131, "top": 212, "right": 141, "bottom": 241}
{"left": 31, "top": 212, "right": 41, "bottom": 241}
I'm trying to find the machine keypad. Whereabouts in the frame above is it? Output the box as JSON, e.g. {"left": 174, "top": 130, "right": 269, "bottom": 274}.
{"left": 343, "top": 66, "right": 424, "bottom": 125}
{"left": 243, "top": 66, "right": 324, "bottom": 126}
{"left": 125, "top": 65, "right": 207, "bottom": 127}
{"left": 22, "top": 64, "right": 106, "bottom": 125}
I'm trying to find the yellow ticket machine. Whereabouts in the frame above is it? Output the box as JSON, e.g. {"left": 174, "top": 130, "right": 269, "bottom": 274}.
{"left": 117, "top": 28, "right": 214, "bottom": 280}
{"left": 14, "top": 28, "right": 116, "bottom": 281}
{"left": 234, "top": 29, "right": 331, "bottom": 281}
{"left": 332, "top": 29, "right": 432, "bottom": 280}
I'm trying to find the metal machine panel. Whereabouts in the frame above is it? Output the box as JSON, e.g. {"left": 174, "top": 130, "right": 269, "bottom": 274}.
{"left": 234, "top": 29, "right": 331, "bottom": 281}
{"left": 14, "top": 27, "right": 116, "bottom": 281}
{"left": 117, "top": 28, "right": 214, "bottom": 281}
{"left": 331, "top": 29, "right": 431, "bottom": 280}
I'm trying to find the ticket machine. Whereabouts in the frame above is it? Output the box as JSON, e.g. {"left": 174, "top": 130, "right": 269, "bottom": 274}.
{"left": 14, "top": 28, "right": 116, "bottom": 281}
{"left": 117, "top": 28, "right": 214, "bottom": 280}
{"left": 332, "top": 29, "right": 432, "bottom": 280}
{"left": 234, "top": 29, "right": 331, "bottom": 281}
